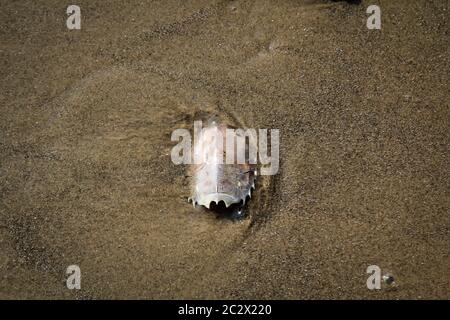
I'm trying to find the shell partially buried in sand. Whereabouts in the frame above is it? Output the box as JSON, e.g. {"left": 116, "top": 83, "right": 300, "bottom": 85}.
{"left": 188, "top": 120, "right": 257, "bottom": 210}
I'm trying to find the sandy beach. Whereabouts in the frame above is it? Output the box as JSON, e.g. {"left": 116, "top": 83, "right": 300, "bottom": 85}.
{"left": 0, "top": 0, "right": 448, "bottom": 299}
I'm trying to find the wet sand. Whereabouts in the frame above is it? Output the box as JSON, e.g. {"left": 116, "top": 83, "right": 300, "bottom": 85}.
{"left": 0, "top": 0, "right": 448, "bottom": 299}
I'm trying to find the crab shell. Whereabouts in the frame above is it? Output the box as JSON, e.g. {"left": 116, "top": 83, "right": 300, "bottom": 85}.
{"left": 188, "top": 122, "right": 257, "bottom": 209}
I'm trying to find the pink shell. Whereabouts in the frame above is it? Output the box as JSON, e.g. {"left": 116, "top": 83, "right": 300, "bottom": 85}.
{"left": 188, "top": 121, "right": 256, "bottom": 209}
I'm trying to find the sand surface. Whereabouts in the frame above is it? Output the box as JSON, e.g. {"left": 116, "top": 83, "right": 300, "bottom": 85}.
{"left": 0, "top": 0, "right": 449, "bottom": 299}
